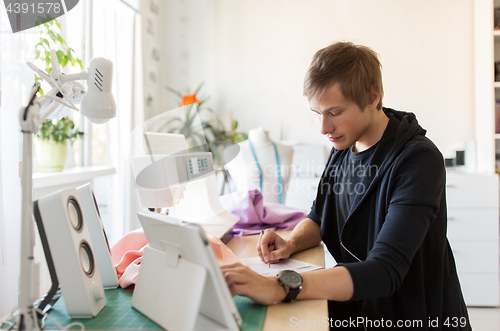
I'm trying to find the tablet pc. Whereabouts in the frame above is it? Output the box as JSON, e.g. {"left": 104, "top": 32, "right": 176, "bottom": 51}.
{"left": 133, "top": 211, "right": 242, "bottom": 331}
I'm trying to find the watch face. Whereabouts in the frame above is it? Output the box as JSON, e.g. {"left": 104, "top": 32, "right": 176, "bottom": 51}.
{"left": 280, "top": 270, "right": 303, "bottom": 288}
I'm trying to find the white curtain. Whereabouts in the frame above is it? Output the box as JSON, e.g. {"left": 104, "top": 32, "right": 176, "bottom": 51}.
{"left": 91, "top": 0, "right": 143, "bottom": 240}
{"left": 0, "top": 9, "right": 36, "bottom": 317}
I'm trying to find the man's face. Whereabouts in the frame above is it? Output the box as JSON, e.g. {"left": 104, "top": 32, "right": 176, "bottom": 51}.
{"left": 309, "top": 83, "right": 373, "bottom": 151}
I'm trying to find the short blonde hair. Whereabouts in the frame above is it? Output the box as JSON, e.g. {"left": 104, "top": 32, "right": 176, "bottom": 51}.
{"left": 304, "top": 42, "right": 384, "bottom": 110}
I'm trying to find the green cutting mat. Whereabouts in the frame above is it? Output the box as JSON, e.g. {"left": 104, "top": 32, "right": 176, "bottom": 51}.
{"left": 41, "top": 288, "right": 267, "bottom": 330}
{"left": 233, "top": 295, "right": 267, "bottom": 331}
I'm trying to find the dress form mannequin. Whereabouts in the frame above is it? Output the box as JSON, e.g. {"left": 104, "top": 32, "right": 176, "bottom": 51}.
{"left": 226, "top": 127, "right": 293, "bottom": 204}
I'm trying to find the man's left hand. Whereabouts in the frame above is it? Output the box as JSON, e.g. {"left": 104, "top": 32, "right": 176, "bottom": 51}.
{"left": 221, "top": 262, "right": 286, "bottom": 305}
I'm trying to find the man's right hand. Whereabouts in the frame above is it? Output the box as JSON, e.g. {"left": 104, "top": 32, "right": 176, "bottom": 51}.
{"left": 257, "top": 230, "right": 294, "bottom": 264}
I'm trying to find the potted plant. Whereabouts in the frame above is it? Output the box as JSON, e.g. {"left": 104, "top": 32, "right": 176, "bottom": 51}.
{"left": 204, "top": 116, "right": 248, "bottom": 166}
{"left": 161, "top": 83, "right": 212, "bottom": 152}
{"left": 162, "top": 83, "right": 248, "bottom": 164}
{"left": 35, "top": 117, "right": 84, "bottom": 172}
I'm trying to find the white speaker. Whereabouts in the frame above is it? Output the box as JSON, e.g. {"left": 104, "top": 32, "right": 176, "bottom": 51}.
{"left": 76, "top": 183, "right": 118, "bottom": 289}
{"left": 34, "top": 188, "right": 106, "bottom": 318}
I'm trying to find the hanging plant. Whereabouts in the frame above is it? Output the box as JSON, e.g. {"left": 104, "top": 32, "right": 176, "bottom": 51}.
{"left": 34, "top": 16, "right": 83, "bottom": 95}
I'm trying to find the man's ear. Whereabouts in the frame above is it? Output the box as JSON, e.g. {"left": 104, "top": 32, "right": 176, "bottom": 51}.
{"left": 368, "top": 86, "right": 381, "bottom": 110}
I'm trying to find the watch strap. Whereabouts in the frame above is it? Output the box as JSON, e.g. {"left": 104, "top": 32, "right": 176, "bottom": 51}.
{"left": 282, "top": 286, "right": 301, "bottom": 303}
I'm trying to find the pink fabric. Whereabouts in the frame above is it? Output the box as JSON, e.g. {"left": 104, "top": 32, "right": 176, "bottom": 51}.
{"left": 110, "top": 228, "right": 147, "bottom": 288}
{"left": 205, "top": 231, "right": 240, "bottom": 265}
{"left": 219, "top": 189, "right": 306, "bottom": 236}
{"left": 110, "top": 227, "right": 239, "bottom": 288}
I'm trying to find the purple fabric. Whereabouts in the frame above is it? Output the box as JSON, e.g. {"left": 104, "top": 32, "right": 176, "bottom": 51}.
{"left": 219, "top": 189, "right": 307, "bottom": 236}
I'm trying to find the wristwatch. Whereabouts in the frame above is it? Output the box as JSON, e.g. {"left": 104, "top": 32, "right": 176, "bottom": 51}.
{"left": 277, "top": 270, "right": 303, "bottom": 303}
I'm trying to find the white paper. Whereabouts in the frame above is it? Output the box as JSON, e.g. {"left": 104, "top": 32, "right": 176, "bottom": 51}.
{"left": 240, "top": 256, "right": 322, "bottom": 277}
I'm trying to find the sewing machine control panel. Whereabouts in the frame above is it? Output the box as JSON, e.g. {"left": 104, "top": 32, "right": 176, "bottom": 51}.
{"left": 184, "top": 152, "right": 213, "bottom": 181}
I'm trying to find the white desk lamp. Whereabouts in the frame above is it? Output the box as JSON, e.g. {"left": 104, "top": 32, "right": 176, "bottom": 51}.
{"left": 16, "top": 50, "right": 116, "bottom": 331}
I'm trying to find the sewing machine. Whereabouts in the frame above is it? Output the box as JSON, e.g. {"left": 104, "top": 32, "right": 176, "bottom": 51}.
{"left": 132, "top": 132, "right": 239, "bottom": 239}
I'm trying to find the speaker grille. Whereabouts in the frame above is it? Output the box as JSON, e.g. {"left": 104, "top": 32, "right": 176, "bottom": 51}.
{"left": 80, "top": 241, "right": 95, "bottom": 277}
{"left": 67, "top": 196, "right": 83, "bottom": 231}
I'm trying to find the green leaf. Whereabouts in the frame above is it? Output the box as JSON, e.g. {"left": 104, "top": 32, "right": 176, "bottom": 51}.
{"left": 198, "top": 96, "right": 210, "bottom": 104}
{"left": 47, "top": 30, "right": 56, "bottom": 42}
{"left": 56, "top": 34, "right": 67, "bottom": 45}
{"left": 76, "top": 59, "right": 83, "bottom": 69}
{"left": 42, "top": 38, "right": 50, "bottom": 48}
{"left": 197, "top": 96, "right": 211, "bottom": 110}
{"left": 233, "top": 133, "right": 248, "bottom": 143}
{"left": 62, "top": 56, "right": 69, "bottom": 67}
{"left": 36, "top": 116, "right": 84, "bottom": 143}
{"left": 56, "top": 50, "right": 64, "bottom": 65}
{"left": 66, "top": 51, "right": 76, "bottom": 66}
{"left": 193, "top": 132, "right": 205, "bottom": 144}
{"left": 55, "top": 20, "right": 61, "bottom": 29}
{"left": 38, "top": 43, "right": 49, "bottom": 53}
{"left": 165, "top": 86, "right": 184, "bottom": 99}
{"left": 185, "top": 105, "right": 195, "bottom": 120}
{"left": 159, "top": 118, "right": 182, "bottom": 133}
{"left": 194, "top": 82, "right": 204, "bottom": 95}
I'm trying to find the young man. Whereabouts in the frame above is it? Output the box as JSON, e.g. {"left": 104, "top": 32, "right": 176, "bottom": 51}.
{"left": 222, "top": 42, "right": 470, "bottom": 330}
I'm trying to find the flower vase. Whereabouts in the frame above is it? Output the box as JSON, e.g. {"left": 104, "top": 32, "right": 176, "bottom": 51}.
{"left": 35, "top": 140, "right": 68, "bottom": 172}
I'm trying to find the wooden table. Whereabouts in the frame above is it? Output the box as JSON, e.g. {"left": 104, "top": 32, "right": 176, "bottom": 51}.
{"left": 226, "top": 231, "right": 329, "bottom": 331}
{"left": 1, "top": 231, "right": 329, "bottom": 331}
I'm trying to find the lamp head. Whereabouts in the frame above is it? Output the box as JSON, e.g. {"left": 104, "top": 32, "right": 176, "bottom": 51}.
{"left": 81, "top": 58, "right": 117, "bottom": 124}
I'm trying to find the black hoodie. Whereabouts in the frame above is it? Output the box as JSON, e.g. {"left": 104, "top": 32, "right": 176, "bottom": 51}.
{"left": 308, "top": 108, "right": 471, "bottom": 330}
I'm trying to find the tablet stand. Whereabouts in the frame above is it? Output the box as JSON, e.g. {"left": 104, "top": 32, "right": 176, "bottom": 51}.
{"left": 131, "top": 212, "right": 241, "bottom": 331}
{"left": 132, "top": 244, "right": 207, "bottom": 331}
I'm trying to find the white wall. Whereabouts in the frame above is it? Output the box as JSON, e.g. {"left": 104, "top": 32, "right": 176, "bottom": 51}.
{"left": 160, "top": 0, "right": 216, "bottom": 118}
{"left": 211, "top": 0, "right": 475, "bottom": 157}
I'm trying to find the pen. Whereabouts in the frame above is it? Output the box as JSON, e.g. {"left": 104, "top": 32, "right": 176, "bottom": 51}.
{"left": 260, "top": 230, "right": 271, "bottom": 268}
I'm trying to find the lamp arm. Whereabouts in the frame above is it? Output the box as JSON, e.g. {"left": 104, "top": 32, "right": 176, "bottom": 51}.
{"left": 38, "top": 98, "right": 67, "bottom": 124}
{"left": 36, "top": 83, "right": 62, "bottom": 104}
{"left": 38, "top": 83, "right": 77, "bottom": 122}
{"left": 27, "top": 62, "right": 52, "bottom": 84}
{"left": 61, "top": 71, "right": 89, "bottom": 83}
